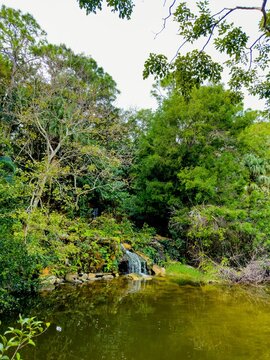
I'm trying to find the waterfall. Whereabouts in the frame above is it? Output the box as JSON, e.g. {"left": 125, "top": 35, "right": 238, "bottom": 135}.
{"left": 120, "top": 245, "right": 147, "bottom": 275}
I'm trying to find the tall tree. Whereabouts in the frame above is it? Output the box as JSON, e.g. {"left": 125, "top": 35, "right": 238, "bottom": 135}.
{"left": 0, "top": 7, "right": 127, "bottom": 219}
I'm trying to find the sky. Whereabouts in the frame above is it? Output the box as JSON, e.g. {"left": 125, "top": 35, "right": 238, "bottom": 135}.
{"left": 0, "top": 0, "right": 266, "bottom": 110}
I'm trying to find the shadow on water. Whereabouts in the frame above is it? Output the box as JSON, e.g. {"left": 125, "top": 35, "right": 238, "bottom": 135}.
{"left": 3, "top": 279, "right": 270, "bottom": 360}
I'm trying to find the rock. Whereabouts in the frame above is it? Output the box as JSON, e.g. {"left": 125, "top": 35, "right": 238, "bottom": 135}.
{"left": 39, "top": 275, "right": 59, "bottom": 290}
{"left": 141, "top": 274, "right": 153, "bottom": 281}
{"left": 79, "top": 273, "right": 89, "bottom": 282}
{"left": 95, "top": 273, "right": 104, "bottom": 278}
{"left": 152, "top": 264, "right": 166, "bottom": 277}
{"left": 88, "top": 273, "right": 97, "bottom": 280}
{"left": 74, "top": 279, "right": 83, "bottom": 284}
{"left": 127, "top": 273, "right": 143, "bottom": 281}
{"left": 65, "top": 273, "right": 79, "bottom": 283}
{"left": 136, "top": 251, "right": 152, "bottom": 265}
{"left": 102, "top": 275, "right": 114, "bottom": 280}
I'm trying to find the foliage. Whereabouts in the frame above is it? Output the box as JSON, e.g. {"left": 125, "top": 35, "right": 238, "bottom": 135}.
{"left": 129, "top": 84, "right": 270, "bottom": 266}
{"left": 0, "top": 6, "right": 134, "bottom": 310}
{"left": 142, "top": 1, "right": 270, "bottom": 104}
{"left": 6, "top": 210, "right": 155, "bottom": 276}
{"left": 0, "top": 315, "right": 50, "bottom": 360}
{"left": 130, "top": 85, "right": 254, "bottom": 226}
{"left": 75, "top": 0, "right": 270, "bottom": 102}
{"left": 77, "top": 0, "right": 134, "bottom": 18}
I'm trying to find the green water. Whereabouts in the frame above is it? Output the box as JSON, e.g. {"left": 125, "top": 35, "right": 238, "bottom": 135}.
{"left": 6, "top": 279, "right": 270, "bottom": 359}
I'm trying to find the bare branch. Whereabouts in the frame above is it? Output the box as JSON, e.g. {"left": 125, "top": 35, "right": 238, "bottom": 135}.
{"left": 261, "top": 0, "right": 270, "bottom": 33}
{"left": 170, "top": 39, "right": 188, "bottom": 63}
{"left": 248, "top": 33, "right": 265, "bottom": 71}
{"left": 155, "top": 0, "right": 177, "bottom": 39}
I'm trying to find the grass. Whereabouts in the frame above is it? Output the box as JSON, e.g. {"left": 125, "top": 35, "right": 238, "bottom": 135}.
{"left": 165, "top": 262, "right": 216, "bottom": 286}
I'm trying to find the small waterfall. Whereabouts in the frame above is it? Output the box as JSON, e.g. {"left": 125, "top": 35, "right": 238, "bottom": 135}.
{"left": 120, "top": 245, "right": 147, "bottom": 275}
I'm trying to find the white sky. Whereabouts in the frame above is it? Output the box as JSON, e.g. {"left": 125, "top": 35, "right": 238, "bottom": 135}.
{"left": 0, "top": 0, "right": 267, "bottom": 110}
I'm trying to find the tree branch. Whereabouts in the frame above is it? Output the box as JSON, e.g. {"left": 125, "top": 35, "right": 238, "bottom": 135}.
{"left": 261, "top": 0, "right": 270, "bottom": 33}
{"left": 201, "top": 8, "right": 235, "bottom": 53}
{"left": 248, "top": 33, "right": 265, "bottom": 71}
{"left": 155, "top": 0, "right": 177, "bottom": 39}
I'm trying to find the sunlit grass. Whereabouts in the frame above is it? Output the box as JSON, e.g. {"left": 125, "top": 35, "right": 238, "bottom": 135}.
{"left": 165, "top": 262, "right": 215, "bottom": 286}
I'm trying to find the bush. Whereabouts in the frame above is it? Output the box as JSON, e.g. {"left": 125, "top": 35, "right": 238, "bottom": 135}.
{"left": 0, "top": 232, "right": 41, "bottom": 294}
{"left": 170, "top": 203, "right": 270, "bottom": 266}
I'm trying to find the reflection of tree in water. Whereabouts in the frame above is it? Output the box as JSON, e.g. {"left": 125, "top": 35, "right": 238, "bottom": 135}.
{"left": 22, "top": 279, "right": 157, "bottom": 360}
{"left": 18, "top": 281, "right": 270, "bottom": 360}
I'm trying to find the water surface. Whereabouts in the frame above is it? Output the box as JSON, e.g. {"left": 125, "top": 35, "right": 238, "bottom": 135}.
{"left": 7, "top": 279, "right": 270, "bottom": 359}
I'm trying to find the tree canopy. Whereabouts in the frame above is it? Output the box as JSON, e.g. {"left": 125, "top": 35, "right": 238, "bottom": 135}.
{"left": 144, "top": 0, "right": 270, "bottom": 104}
{"left": 77, "top": 0, "right": 134, "bottom": 18}
{"left": 76, "top": 0, "right": 270, "bottom": 104}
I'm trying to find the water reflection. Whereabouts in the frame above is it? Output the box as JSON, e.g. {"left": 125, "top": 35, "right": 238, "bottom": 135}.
{"left": 8, "top": 279, "right": 270, "bottom": 360}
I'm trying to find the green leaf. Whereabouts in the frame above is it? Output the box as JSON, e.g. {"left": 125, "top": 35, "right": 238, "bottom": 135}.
{"left": 27, "top": 339, "right": 35, "bottom": 347}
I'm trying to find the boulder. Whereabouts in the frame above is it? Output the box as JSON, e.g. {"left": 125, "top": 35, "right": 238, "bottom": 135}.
{"left": 55, "top": 277, "right": 65, "bottom": 284}
{"left": 39, "top": 275, "right": 57, "bottom": 291}
{"left": 136, "top": 251, "right": 152, "bottom": 265}
{"left": 152, "top": 264, "right": 166, "bottom": 277}
{"left": 143, "top": 275, "right": 153, "bottom": 281}
{"left": 95, "top": 273, "right": 104, "bottom": 278}
{"left": 65, "top": 273, "right": 79, "bottom": 283}
{"left": 88, "top": 273, "right": 97, "bottom": 280}
{"left": 127, "top": 273, "right": 143, "bottom": 281}
{"left": 79, "top": 273, "right": 89, "bottom": 282}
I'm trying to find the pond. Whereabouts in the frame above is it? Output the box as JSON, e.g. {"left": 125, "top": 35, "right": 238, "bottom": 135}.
{"left": 4, "top": 278, "right": 270, "bottom": 360}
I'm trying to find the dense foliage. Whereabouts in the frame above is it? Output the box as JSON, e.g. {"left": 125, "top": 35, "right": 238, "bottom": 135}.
{"left": 0, "top": 5, "right": 152, "bottom": 310}
{"left": 129, "top": 85, "right": 270, "bottom": 265}
{"left": 0, "top": 5, "right": 270, "bottom": 311}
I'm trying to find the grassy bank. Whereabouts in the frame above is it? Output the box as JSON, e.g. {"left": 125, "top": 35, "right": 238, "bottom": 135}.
{"left": 165, "top": 262, "right": 218, "bottom": 286}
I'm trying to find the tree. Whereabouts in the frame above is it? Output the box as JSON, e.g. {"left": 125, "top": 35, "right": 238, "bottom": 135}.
{"left": 0, "top": 5, "right": 46, "bottom": 129}
{"left": 77, "top": 0, "right": 134, "bottom": 18}
{"left": 75, "top": 0, "right": 270, "bottom": 104}
{"left": 128, "top": 84, "right": 270, "bottom": 264}
{"left": 0, "top": 7, "right": 126, "bottom": 218}
{"left": 0, "top": 7, "right": 131, "bottom": 294}
{"left": 144, "top": 0, "right": 270, "bottom": 103}
{"left": 13, "top": 43, "right": 122, "bottom": 213}
{"left": 130, "top": 85, "right": 253, "bottom": 228}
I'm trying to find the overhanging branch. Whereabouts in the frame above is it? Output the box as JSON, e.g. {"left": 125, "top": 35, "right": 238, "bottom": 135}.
{"left": 155, "top": 0, "right": 177, "bottom": 39}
